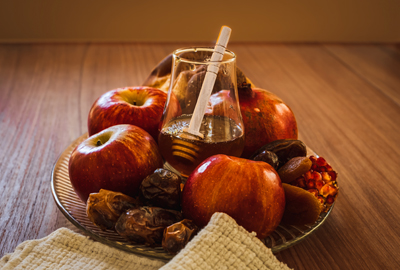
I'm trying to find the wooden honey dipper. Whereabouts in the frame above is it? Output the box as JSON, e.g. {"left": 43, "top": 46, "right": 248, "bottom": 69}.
{"left": 171, "top": 26, "right": 232, "bottom": 163}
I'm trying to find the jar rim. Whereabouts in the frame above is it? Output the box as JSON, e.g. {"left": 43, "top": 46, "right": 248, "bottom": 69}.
{"left": 172, "top": 47, "right": 236, "bottom": 65}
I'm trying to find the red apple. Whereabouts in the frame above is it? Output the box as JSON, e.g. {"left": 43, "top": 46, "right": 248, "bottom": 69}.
{"left": 87, "top": 86, "right": 181, "bottom": 141}
{"left": 181, "top": 154, "right": 285, "bottom": 239}
{"left": 208, "top": 86, "right": 298, "bottom": 158}
{"left": 69, "top": 124, "right": 163, "bottom": 203}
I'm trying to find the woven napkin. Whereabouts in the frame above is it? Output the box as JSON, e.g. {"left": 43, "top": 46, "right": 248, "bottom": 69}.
{"left": 0, "top": 213, "right": 291, "bottom": 270}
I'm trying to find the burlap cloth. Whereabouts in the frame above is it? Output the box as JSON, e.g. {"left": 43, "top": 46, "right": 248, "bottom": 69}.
{"left": 0, "top": 213, "right": 291, "bottom": 270}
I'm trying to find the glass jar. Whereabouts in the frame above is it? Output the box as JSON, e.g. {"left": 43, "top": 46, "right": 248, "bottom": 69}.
{"left": 158, "top": 47, "right": 245, "bottom": 177}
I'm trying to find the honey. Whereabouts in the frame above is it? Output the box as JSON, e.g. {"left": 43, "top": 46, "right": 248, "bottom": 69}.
{"left": 158, "top": 115, "right": 244, "bottom": 177}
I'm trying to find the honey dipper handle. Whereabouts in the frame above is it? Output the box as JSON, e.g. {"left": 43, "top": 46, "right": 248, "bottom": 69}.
{"left": 186, "top": 26, "right": 232, "bottom": 138}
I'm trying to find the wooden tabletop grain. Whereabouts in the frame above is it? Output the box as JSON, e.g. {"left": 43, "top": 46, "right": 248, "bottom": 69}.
{"left": 0, "top": 43, "right": 399, "bottom": 270}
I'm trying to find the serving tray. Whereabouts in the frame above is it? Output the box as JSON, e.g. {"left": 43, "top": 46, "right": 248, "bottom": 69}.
{"left": 51, "top": 133, "right": 334, "bottom": 260}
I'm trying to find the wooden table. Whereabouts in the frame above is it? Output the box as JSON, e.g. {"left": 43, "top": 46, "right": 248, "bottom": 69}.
{"left": 1, "top": 43, "right": 399, "bottom": 269}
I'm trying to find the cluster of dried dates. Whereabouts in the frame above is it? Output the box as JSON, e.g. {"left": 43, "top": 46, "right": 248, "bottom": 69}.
{"left": 86, "top": 168, "right": 199, "bottom": 254}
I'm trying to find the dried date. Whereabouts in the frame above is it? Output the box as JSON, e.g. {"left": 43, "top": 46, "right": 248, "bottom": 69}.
{"left": 115, "top": 206, "right": 183, "bottom": 246}
{"left": 86, "top": 189, "right": 141, "bottom": 231}
{"left": 250, "top": 139, "right": 307, "bottom": 168}
{"left": 162, "top": 219, "right": 199, "bottom": 254}
{"left": 252, "top": 150, "right": 279, "bottom": 170}
{"left": 140, "top": 168, "right": 182, "bottom": 210}
{"left": 277, "top": 156, "right": 312, "bottom": 183}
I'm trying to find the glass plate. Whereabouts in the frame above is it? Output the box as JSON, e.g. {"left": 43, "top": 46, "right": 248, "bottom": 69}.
{"left": 51, "top": 133, "right": 334, "bottom": 260}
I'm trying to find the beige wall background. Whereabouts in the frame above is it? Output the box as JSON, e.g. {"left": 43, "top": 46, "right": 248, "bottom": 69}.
{"left": 0, "top": 0, "right": 399, "bottom": 43}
